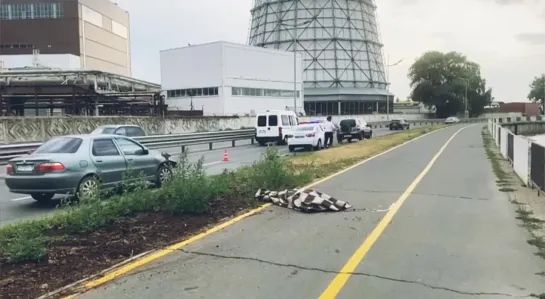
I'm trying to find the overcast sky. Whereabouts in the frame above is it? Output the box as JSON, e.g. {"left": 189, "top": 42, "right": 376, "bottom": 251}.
{"left": 115, "top": 0, "right": 545, "bottom": 103}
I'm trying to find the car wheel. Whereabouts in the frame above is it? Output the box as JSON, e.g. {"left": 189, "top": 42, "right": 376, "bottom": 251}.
{"left": 289, "top": 146, "right": 295, "bottom": 152}
{"left": 77, "top": 176, "right": 100, "bottom": 201}
{"left": 258, "top": 139, "right": 266, "bottom": 146}
{"left": 337, "top": 135, "right": 343, "bottom": 143}
{"left": 155, "top": 164, "right": 173, "bottom": 188}
{"left": 366, "top": 132, "right": 373, "bottom": 139}
{"left": 30, "top": 192, "right": 55, "bottom": 203}
{"left": 347, "top": 138, "right": 353, "bottom": 143}
{"left": 315, "top": 139, "right": 322, "bottom": 150}
{"left": 358, "top": 133, "right": 363, "bottom": 140}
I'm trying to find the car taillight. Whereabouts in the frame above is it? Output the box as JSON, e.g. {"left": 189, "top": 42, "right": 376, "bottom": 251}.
{"left": 6, "top": 164, "right": 13, "bottom": 175}
{"left": 306, "top": 133, "right": 315, "bottom": 137}
{"left": 38, "top": 162, "right": 65, "bottom": 173}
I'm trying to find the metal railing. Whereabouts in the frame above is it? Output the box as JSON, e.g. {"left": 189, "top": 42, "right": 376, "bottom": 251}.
{"left": 0, "top": 118, "right": 487, "bottom": 164}
{"left": 0, "top": 129, "right": 256, "bottom": 164}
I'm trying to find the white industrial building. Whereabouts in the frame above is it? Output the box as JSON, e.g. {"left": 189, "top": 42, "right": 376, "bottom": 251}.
{"left": 160, "top": 41, "right": 304, "bottom": 116}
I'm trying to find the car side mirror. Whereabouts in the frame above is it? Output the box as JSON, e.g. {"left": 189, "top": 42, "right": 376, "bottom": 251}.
{"left": 142, "top": 148, "right": 149, "bottom": 155}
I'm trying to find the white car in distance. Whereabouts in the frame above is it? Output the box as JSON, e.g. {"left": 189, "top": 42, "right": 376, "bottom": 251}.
{"left": 288, "top": 123, "right": 325, "bottom": 152}
{"left": 445, "top": 116, "right": 460, "bottom": 124}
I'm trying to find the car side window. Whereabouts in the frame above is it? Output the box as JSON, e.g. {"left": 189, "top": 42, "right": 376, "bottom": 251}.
{"left": 127, "top": 127, "right": 145, "bottom": 137}
{"left": 92, "top": 139, "right": 121, "bottom": 156}
{"left": 281, "top": 115, "right": 289, "bottom": 126}
{"left": 115, "top": 138, "right": 145, "bottom": 155}
{"left": 115, "top": 127, "right": 127, "bottom": 136}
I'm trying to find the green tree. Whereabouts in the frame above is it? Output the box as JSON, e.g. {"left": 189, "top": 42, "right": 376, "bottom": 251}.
{"left": 528, "top": 75, "right": 545, "bottom": 105}
{"left": 408, "top": 51, "right": 493, "bottom": 118}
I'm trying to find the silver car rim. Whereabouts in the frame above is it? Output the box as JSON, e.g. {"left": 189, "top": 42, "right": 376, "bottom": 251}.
{"left": 80, "top": 179, "right": 98, "bottom": 199}
{"left": 160, "top": 167, "right": 171, "bottom": 184}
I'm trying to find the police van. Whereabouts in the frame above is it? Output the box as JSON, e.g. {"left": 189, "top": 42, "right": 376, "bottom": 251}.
{"left": 254, "top": 110, "right": 299, "bottom": 146}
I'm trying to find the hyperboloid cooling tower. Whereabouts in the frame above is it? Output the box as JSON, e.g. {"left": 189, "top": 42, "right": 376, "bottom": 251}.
{"left": 247, "top": 0, "right": 391, "bottom": 115}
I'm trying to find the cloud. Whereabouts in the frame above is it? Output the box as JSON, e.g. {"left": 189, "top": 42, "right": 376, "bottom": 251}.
{"left": 515, "top": 33, "right": 545, "bottom": 45}
{"left": 117, "top": 0, "right": 545, "bottom": 103}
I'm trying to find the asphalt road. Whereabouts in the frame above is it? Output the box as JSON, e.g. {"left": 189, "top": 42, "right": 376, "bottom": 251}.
{"left": 0, "top": 127, "right": 411, "bottom": 227}
{"left": 76, "top": 124, "right": 545, "bottom": 299}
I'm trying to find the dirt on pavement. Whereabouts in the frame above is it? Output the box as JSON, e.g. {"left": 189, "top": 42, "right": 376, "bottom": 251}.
{"left": 0, "top": 197, "right": 257, "bottom": 299}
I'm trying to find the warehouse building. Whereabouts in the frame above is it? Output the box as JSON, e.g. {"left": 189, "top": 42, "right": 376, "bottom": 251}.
{"left": 160, "top": 41, "right": 304, "bottom": 116}
{"left": 0, "top": 0, "right": 131, "bottom": 76}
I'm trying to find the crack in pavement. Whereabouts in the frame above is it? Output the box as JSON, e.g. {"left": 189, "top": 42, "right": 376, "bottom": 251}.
{"left": 179, "top": 249, "right": 534, "bottom": 298}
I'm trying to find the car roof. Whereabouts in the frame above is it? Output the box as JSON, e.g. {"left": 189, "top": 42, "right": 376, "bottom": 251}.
{"left": 97, "top": 124, "right": 140, "bottom": 129}
{"left": 49, "top": 134, "right": 134, "bottom": 141}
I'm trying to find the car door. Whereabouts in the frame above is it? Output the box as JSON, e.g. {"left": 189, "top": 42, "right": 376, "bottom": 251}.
{"left": 90, "top": 138, "right": 128, "bottom": 188}
{"left": 114, "top": 137, "right": 156, "bottom": 180}
{"left": 316, "top": 124, "right": 325, "bottom": 146}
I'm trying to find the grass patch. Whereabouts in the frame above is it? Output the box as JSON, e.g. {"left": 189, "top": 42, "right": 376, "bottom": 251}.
{"left": 0, "top": 125, "right": 446, "bottom": 298}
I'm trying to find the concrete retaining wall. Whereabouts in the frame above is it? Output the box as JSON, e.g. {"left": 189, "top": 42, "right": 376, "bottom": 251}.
{"left": 0, "top": 111, "right": 521, "bottom": 144}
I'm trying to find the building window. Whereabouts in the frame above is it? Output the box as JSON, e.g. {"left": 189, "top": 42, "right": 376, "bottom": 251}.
{"left": 0, "top": 3, "right": 64, "bottom": 20}
{"left": 231, "top": 87, "right": 299, "bottom": 98}
{"left": 166, "top": 87, "right": 219, "bottom": 98}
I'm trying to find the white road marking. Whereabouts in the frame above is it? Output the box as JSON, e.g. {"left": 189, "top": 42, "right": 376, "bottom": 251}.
{"left": 11, "top": 196, "right": 31, "bottom": 202}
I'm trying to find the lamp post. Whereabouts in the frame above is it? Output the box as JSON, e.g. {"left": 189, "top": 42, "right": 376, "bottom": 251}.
{"left": 385, "top": 56, "right": 404, "bottom": 120}
{"left": 279, "top": 20, "right": 311, "bottom": 114}
{"left": 459, "top": 78, "right": 469, "bottom": 119}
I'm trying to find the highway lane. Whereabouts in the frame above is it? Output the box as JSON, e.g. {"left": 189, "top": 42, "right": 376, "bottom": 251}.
{"left": 0, "top": 126, "right": 418, "bottom": 227}
{"left": 77, "top": 124, "right": 545, "bottom": 299}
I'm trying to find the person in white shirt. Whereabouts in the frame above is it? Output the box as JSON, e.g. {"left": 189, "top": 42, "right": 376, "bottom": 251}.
{"left": 323, "top": 116, "right": 335, "bottom": 148}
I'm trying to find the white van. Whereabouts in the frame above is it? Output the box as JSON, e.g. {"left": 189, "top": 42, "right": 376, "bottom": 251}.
{"left": 255, "top": 110, "right": 299, "bottom": 145}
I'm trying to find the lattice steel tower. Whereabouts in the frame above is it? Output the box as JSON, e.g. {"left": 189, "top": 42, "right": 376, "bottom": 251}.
{"left": 247, "top": 0, "right": 390, "bottom": 115}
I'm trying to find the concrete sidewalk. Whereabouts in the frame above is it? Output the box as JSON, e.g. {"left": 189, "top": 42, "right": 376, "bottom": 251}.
{"left": 72, "top": 124, "right": 544, "bottom": 298}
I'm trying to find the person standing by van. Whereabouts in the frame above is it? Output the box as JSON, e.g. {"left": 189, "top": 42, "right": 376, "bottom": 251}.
{"left": 323, "top": 116, "right": 335, "bottom": 148}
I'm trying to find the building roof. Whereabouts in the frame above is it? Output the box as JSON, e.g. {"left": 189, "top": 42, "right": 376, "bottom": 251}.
{"left": 0, "top": 68, "right": 160, "bottom": 93}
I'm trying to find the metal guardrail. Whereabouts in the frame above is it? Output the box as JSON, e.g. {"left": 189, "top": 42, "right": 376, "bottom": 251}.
{"left": 0, "top": 129, "right": 256, "bottom": 164}
{"left": 0, "top": 118, "right": 486, "bottom": 164}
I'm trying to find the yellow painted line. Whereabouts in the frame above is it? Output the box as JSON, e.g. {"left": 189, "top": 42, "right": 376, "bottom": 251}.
{"left": 318, "top": 125, "right": 472, "bottom": 299}
{"left": 65, "top": 125, "right": 448, "bottom": 298}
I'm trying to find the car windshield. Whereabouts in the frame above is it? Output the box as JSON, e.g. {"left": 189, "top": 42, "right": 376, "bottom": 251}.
{"left": 295, "top": 126, "right": 314, "bottom": 131}
{"left": 91, "top": 127, "right": 116, "bottom": 135}
{"left": 34, "top": 137, "right": 83, "bottom": 154}
{"left": 340, "top": 119, "right": 356, "bottom": 127}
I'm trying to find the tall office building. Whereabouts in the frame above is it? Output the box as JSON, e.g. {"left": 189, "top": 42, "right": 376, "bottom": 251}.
{"left": 0, "top": 0, "right": 131, "bottom": 77}
{"left": 247, "top": 0, "right": 391, "bottom": 115}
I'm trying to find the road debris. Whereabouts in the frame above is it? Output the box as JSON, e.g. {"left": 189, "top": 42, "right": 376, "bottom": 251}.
{"left": 255, "top": 188, "right": 352, "bottom": 212}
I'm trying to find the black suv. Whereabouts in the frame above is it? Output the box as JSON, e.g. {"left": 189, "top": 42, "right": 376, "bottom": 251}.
{"left": 389, "top": 119, "right": 410, "bottom": 130}
{"left": 337, "top": 119, "right": 372, "bottom": 143}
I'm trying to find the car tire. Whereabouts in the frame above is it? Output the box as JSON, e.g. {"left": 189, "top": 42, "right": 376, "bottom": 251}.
{"left": 366, "top": 132, "right": 372, "bottom": 139}
{"left": 76, "top": 176, "right": 100, "bottom": 201}
{"left": 258, "top": 140, "right": 266, "bottom": 146}
{"left": 347, "top": 138, "right": 352, "bottom": 143}
{"left": 337, "top": 135, "right": 343, "bottom": 143}
{"left": 30, "top": 192, "right": 55, "bottom": 203}
{"left": 358, "top": 133, "right": 363, "bottom": 141}
{"left": 289, "top": 146, "right": 295, "bottom": 152}
{"left": 155, "top": 164, "right": 173, "bottom": 188}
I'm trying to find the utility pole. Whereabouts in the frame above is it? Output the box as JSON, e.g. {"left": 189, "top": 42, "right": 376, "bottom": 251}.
{"left": 279, "top": 20, "right": 311, "bottom": 114}
{"left": 465, "top": 81, "right": 469, "bottom": 119}
{"left": 385, "top": 56, "right": 404, "bottom": 120}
